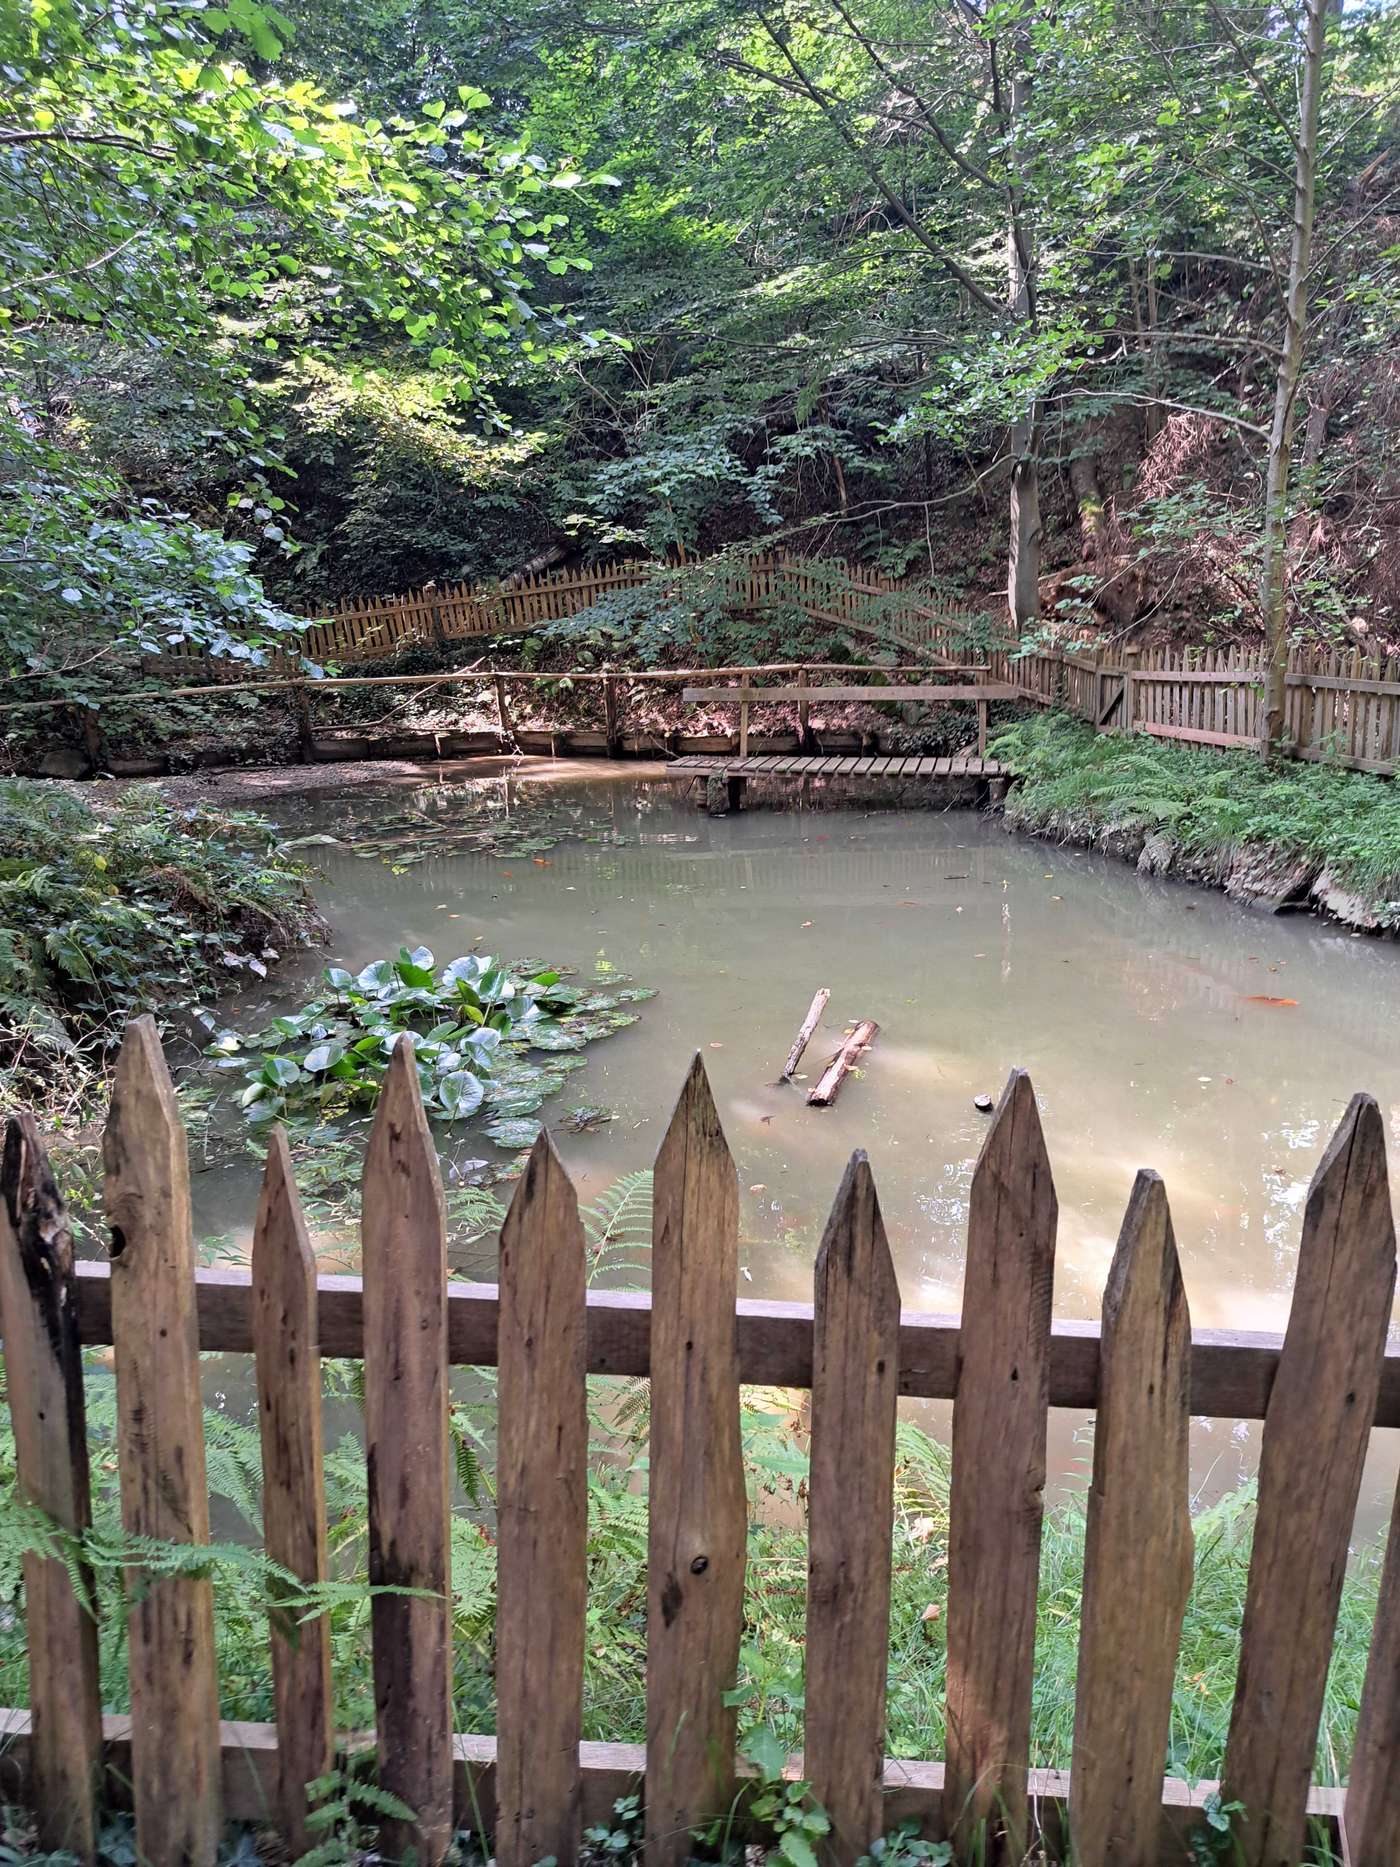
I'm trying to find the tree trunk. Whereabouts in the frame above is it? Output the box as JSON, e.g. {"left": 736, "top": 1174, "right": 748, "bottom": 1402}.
{"left": 1005, "top": 54, "right": 1041, "bottom": 632}
{"left": 1259, "top": 0, "right": 1329, "bottom": 753}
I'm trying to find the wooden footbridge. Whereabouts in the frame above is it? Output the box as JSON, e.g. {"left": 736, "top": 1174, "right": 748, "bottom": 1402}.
{"left": 662, "top": 749, "right": 1008, "bottom": 809}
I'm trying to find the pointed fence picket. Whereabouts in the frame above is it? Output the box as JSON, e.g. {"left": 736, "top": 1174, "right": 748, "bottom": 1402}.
{"left": 0, "top": 1026, "right": 1397, "bottom": 1865}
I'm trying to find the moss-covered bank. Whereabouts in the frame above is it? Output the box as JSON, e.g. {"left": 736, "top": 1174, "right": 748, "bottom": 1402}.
{"left": 992, "top": 715, "right": 1400, "bottom": 931}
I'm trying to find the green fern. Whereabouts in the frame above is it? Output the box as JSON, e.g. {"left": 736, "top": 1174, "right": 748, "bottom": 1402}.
{"left": 582, "top": 1167, "right": 653, "bottom": 1283}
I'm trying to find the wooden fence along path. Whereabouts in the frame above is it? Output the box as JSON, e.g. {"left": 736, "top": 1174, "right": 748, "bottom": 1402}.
{"left": 988, "top": 639, "right": 1400, "bottom": 776}
{"left": 144, "top": 549, "right": 1400, "bottom": 777}
{"left": 3, "top": 1022, "right": 1400, "bottom": 1864}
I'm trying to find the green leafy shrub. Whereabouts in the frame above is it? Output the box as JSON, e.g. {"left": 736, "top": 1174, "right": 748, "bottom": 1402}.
{"left": 993, "top": 713, "right": 1400, "bottom": 921}
{"left": 0, "top": 782, "right": 325, "bottom": 1119}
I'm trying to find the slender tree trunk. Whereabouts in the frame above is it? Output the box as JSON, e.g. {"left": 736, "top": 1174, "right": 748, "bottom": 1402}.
{"left": 1005, "top": 54, "right": 1042, "bottom": 631}
{"left": 1259, "top": 0, "right": 1329, "bottom": 752}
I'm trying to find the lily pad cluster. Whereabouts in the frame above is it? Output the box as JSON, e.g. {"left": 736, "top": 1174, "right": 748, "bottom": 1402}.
{"left": 210, "top": 946, "right": 652, "bottom": 1143}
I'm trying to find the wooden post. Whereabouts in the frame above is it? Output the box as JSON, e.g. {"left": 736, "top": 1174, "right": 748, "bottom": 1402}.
{"left": 494, "top": 670, "right": 514, "bottom": 750}
{"left": 75, "top": 705, "right": 106, "bottom": 775}
{"left": 0, "top": 1116, "right": 103, "bottom": 1861}
{"left": 738, "top": 695, "right": 750, "bottom": 760}
{"left": 943, "top": 1070, "right": 1056, "bottom": 1863}
{"left": 976, "top": 675, "right": 989, "bottom": 760}
{"left": 805, "top": 1153, "right": 899, "bottom": 1863}
{"left": 646, "top": 1059, "right": 746, "bottom": 1867}
{"left": 292, "top": 680, "right": 316, "bottom": 763}
{"left": 497, "top": 1134, "right": 589, "bottom": 1867}
{"left": 103, "top": 1017, "right": 221, "bottom": 1866}
{"left": 362, "top": 1040, "right": 454, "bottom": 1865}
{"left": 604, "top": 674, "right": 624, "bottom": 758}
{"left": 1069, "top": 1171, "right": 1192, "bottom": 1867}
{"left": 1222, "top": 1094, "right": 1395, "bottom": 1867}
{"left": 1122, "top": 654, "right": 1137, "bottom": 735}
{"left": 797, "top": 665, "right": 811, "bottom": 751}
{"left": 252, "top": 1131, "right": 333, "bottom": 1857}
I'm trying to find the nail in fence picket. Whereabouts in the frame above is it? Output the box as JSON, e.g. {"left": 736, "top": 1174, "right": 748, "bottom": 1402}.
{"left": 0, "top": 1033, "right": 1396, "bottom": 1865}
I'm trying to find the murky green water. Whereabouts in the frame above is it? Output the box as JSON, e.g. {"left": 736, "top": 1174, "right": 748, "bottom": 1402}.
{"left": 196, "top": 759, "right": 1400, "bottom": 1526}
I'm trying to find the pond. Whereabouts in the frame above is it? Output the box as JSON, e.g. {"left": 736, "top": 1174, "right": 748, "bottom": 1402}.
{"left": 196, "top": 758, "right": 1400, "bottom": 1528}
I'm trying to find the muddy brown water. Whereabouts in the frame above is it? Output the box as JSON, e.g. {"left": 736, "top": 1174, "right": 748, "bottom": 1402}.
{"left": 193, "top": 759, "right": 1400, "bottom": 1530}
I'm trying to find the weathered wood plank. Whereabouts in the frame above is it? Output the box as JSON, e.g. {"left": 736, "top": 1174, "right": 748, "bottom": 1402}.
{"left": 681, "top": 684, "right": 1017, "bottom": 704}
{"left": 497, "top": 1133, "right": 589, "bottom": 1867}
{"left": 103, "top": 1016, "right": 221, "bottom": 1865}
{"left": 252, "top": 1130, "right": 332, "bottom": 1856}
{"left": 1137, "top": 720, "right": 1259, "bottom": 750}
{"left": 0, "top": 1116, "right": 102, "bottom": 1860}
{"left": 1346, "top": 1466, "right": 1400, "bottom": 1863}
{"left": 0, "top": 1711, "right": 1352, "bottom": 1852}
{"left": 805, "top": 1154, "right": 900, "bottom": 1862}
{"left": 54, "top": 1261, "right": 1400, "bottom": 1423}
{"left": 943, "top": 1069, "right": 1056, "bottom": 1861}
{"left": 1222, "top": 1095, "right": 1396, "bottom": 1867}
{"left": 1069, "top": 1171, "right": 1193, "bottom": 1867}
{"left": 362, "top": 1039, "right": 454, "bottom": 1864}
{"left": 646, "top": 1059, "right": 746, "bottom": 1864}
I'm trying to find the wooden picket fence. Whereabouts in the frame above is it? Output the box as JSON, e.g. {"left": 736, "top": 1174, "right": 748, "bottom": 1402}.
{"left": 147, "top": 552, "right": 978, "bottom": 679}
{"left": 987, "top": 639, "right": 1400, "bottom": 775}
{"left": 3, "top": 1021, "right": 1400, "bottom": 1864}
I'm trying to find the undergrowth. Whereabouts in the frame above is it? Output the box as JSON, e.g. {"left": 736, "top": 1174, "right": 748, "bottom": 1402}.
{"left": 0, "top": 782, "right": 326, "bottom": 1122}
{"left": 992, "top": 713, "right": 1400, "bottom": 921}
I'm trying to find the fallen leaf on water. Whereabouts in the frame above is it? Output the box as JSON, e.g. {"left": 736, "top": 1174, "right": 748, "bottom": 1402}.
{"left": 801, "top": 920, "right": 813, "bottom": 928}
{"left": 1242, "top": 995, "right": 1299, "bottom": 1006}
{"left": 533, "top": 857, "right": 552, "bottom": 866}
{"left": 748, "top": 1184, "right": 766, "bottom": 1194}
{"left": 710, "top": 1041, "right": 724, "bottom": 1048}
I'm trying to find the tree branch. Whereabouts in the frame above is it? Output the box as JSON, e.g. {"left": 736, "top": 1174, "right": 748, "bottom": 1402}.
{"left": 734, "top": 21, "right": 1006, "bottom": 318}
{"left": 822, "top": 0, "right": 1000, "bottom": 190}
{"left": 0, "top": 127, "right": 176, "bottom": 159}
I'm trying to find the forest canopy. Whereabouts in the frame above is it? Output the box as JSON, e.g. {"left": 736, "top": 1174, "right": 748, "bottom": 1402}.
{"left": 2, "top": 0, "right": 1398, "bottom": 702}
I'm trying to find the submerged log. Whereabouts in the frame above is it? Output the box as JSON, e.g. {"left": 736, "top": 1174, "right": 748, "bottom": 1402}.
{"left": 783, "top": 989, "right": 831, "bottom": 1080}
{"left": 807, "top": 1021, "right": 879, "bottom": 1108}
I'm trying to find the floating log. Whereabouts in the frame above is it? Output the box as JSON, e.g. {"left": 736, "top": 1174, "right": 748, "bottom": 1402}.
{"left": 807, "top": 1021, "right": 879, "bottom": 1107}
{"left": 783, "top": 989, "right": 831, "bottom": 1080}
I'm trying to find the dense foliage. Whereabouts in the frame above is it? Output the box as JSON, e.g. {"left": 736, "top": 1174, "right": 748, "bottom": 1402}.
{"left": 3, "top": 0, "right": 1396, "bottom": 728}
{"left": 0, "top": 780, "right": 324, "bottom": 1117}
{"left": 0, "top": 0, "right": 609, "bottom": 724}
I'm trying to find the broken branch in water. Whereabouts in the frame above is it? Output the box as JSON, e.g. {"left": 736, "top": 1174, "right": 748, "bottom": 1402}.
{"left": 807, "top": 1020, "right": 879, "bottom": 1107}
{"left": 782, "top": 988, "right": 831, "bottom": 1080}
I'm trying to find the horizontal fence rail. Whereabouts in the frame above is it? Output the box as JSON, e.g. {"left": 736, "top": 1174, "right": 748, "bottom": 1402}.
{"left": 2, "top": 1018, "right": 1399, "bottom": 1865}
